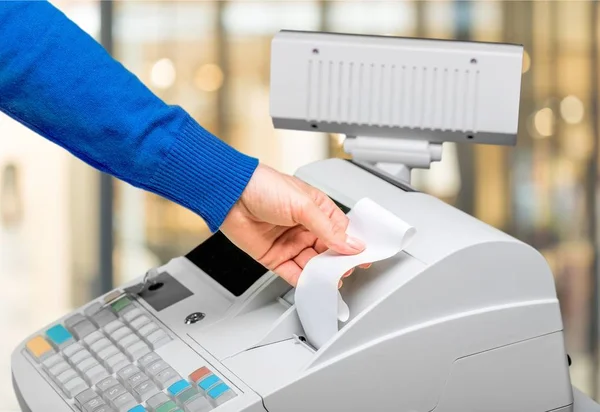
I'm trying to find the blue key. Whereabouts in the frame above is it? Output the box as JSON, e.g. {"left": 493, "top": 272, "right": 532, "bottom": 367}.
{"left": 207, "top": 383, "right": 230, "bottom": 400}
{"left": 128, "top": 406, "right": 146, "bottom": 412}
{"left": 198, "top": 374, "right": 220, "bottom": 391}
{"left": 46, "top": 325, "right": 73, "bottom": 346}
{"left": 168, "top": 379, "right": 191, "bottom": 396}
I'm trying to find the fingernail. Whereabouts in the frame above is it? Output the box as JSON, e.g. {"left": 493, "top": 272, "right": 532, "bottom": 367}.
{"left": 338, "top": 280, "right": 344, "bottom": 289}
{"left": 362, "top": 263, "right": 372, "bottom": 269}
{"left": 346, "top": 236, "right": 366, "bottom": 251}
{"left": 343, "top": 268, "right": 354, "bottom": 278}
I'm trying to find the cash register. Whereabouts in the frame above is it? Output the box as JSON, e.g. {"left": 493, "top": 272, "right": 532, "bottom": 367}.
{"left": 12, "top": 30, "right": 600, "bottom": 412}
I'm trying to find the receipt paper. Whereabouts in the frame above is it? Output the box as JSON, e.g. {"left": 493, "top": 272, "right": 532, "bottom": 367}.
{"left": 294, "top": 198, "right": 416, "bottom": 349}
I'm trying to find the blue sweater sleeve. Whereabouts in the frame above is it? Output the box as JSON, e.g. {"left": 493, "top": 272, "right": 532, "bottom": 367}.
{"left": 0, "top": 1, "right": 258, "bottom": 232}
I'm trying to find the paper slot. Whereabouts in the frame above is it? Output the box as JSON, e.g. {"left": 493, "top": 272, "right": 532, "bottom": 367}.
{"left": 294, "top": 198, "right": 416, "bottom": 349}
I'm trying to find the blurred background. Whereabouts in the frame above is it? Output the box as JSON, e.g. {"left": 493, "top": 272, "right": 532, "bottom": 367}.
{"left": 0, "top": 0, "right": 598, "bottom": 409}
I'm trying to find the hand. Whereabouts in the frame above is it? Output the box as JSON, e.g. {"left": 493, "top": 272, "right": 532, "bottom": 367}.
{"left": 221, "top": 164, "right": 369, "bottom": 286}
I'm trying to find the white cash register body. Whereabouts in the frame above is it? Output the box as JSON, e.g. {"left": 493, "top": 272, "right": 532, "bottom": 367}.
{"left": 12, "top": 31, "right": 600, "bottom": 412}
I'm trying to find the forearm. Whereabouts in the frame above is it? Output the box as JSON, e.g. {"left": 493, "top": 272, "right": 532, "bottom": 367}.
{"left": 0, "top": 1, "right": 257, "bottom": 231}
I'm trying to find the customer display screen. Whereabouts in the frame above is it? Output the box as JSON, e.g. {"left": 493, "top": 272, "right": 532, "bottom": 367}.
{"left": 186, "top": 197, "right": 351, "bottom": 297}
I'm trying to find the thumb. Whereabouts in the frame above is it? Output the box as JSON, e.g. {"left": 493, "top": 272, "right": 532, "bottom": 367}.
{"left": 296, "top": 199, "right": 365, "bottom": 255}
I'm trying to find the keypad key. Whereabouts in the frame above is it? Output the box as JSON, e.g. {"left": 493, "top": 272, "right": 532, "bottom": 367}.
{"left": 112, "top": 327, "right": 134, "bottom": 342}
{"left": 93, "top": 308, "right": 119, "bottom": 328}
{"left": 133, "top": 379, "right": 159, "bottom": 402}
{"left": 97, "top": 344, "right": 120, "bottom": 361}
{"left": 90, "top": 338, "right": 112, "bottom": 354}
{"left": 197, "top": 375, "right": 220, "bottom": 392}
{"left": 183, "top": 396, "right": 212, "bottom": 412}
{"left": 76, "top": 388, "right": 99, "bottom": 407}
{"left": 46, "top": 325, "right": 74, "bottom": 348}
{"left": 84, "top": 364, "right": 109, "bottom": 385}
{"left": 146, "top": 392, "right": 170, "bottom": 411}
{"left": 126, "top": 372, "right": 149, "bottom": 391}
{"left": 138, "top": 352, "right": 161, "bottom": 369}
{"left": 118, "top": 334, "right": 141, "bottom": 350}
{"left": 154, "top": 367, "right": 181, "bottom": 390}
{"left": 62, "top": 376, "right": 88, "bottom": 398}
{"left": 168, "top": 380, "right": 191, "bottom": 397}
{"left": 128, "top": 406, "right": 147, "bottom": 412}
{"left": 189, "top": 367, "right": 211, "bottom": 384}
{"left": 117, "top": 364, "right": 140, "bottom": 381}
{"left": 83, "top": 396, "right": 107, "bottom": 412}
{"left": 129, "top": 316, "right": 151, "bottom": 330}
{"left": 83, "top": 330, "right": 104, "bottom": 347}
{"left": 64, "top": 313, "right": 86, "bottom": 329}
{"left": 84, "top": 302, "right": 103, "bottom": 317}
{"left": 26, "top": 336, "right": 54, "bottom": 361}
{"left": 63, "top": 342, "right": 83, "bottom": 358}
{"left": 125, "top": 341, "right": 151, "bottom": 361}
{"left": 69, "top": 349, "right": 92, "bottom": 365}
{"left": 105, "top": 319, "right": 125, "bottom": 334}
{"left": 92, "top": 406, "right": 113, "bottom": 412}
{"left": 104, "top": 290, "right": 124, "bottom": 305}
{"left": 56, "top": 368, "right": 78, "bottom": 385}
{"left": 138, "top": 322, "right": 159, "bottom": 337}
{"left": 97, "top": 376, "right": 120, "bottom": 392}
{"left": 113, "top": 392, "right": 137, "bottom": 412}
{"left": 49, "top": 361, "right": 70, "bottom": 377}
{"left": 76, "top": 357, "right": 99, "bottom": 373}
{"left": 145, "top": 360, "right": 169, "bottom": 377}
{"left": 155, "top": 400, "right": 178, "bottom": 412}
{"left": 175, "top": 387, "right": 200, "bottom": 404}
{"left": 111, "top": 296, "right": 132, "bottom": 313}
{"left": 106, "top": 353, "right": 129, "bottom": 373}
{"left": 103, "top": 384, "right": 127, "bottom": 403}
{"left": 123, "top": 308, "right": 143, "bottom": 323}
{"left": 146, "top": 330, "right": 171, "bottom": 350}
{"left": 41, "top": 353, "right": 63, "bottom": 370}
{"left": 71, "top": 320, "right": 98, "bottom": 340}
{"left": 207, "top": 383, "right": 235, "bottom": 405}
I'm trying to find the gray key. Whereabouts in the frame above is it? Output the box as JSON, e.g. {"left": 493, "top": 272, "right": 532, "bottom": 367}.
{"left": 129, "top": 315, "right": 150, "bottom": 330}
{"left": 138, "top": 352, "right": 161, "bottom": 369}
{"left": 106, "top": 353, "right": 129, "bottom": 373}
{"left": 65, "top": 313, "right": 86, "bottom": 328}
{"left": 184, "top": 396, "right": 212, "bottom": 412}
{"left": 84, "top": 364, "right": 109, "bottom": 385}
{"left": 117, "top": 364, "right": 140, "bottom": 381}
{"left": 76, "top": 357, "right": 99, "bottom": 373}
{"left": 112, "top": 392, "right": 137, "bottom": 412}
{"left": 62, "top": 376, "right": 88, "bottom": 398}
{"left": 83, "top": 330, "right": 104, "bottom": 346}
{"left": 72, "top": 320, "right": 98, "bottom": 340}
{"left": 90, "top": 338, "right": 112, "bottom": 354}
{"left": 132, "top": 379, "right": 159, "bottom": 402}
{"left": 125, "top": 341, "right": 150, "bottom": 361}
{"left": 145, "top": 360, "right": 169, "bottom": 377}
{"left": 146, "top": 392, "right": 170, "bottom": 410}
{"left": 84, "top": 302, "right": 103, "bottom": 317}
{"left": 103, "top": 384, "right": 127, "bottom": 402}
{"left": 138, "top": 322, "right": 159, "bottom": 337}
{"left": 154, "top": 367, "right": 180, "bottom": 389}
{"left": 104, "top": 319, "right": 124, "bottom": 334}
{"left": 42, "top": 353, "right": 63, "bottom": 370}
{"left": 97, "top": 344, "right": 119, "bottom": 360}
{"left": 111, "top": 327, "right": 133, "bottom": 342}
{"left": 49, "top": 361, "right": 70, "bottom": 377}
{"left": 63, "top": 342, "right": 83, "bottom": 358}
{"left": 75, "top": 388, "right": 99, "bottom": 407}
{"left": 90, "top": 406, "right": 113, "bottom": 412}
{"left": 126, "top": 371, "right": 148, "bottom": 390}
{"left": 56, "top": 368, "right": 78, "bottom": 384}
{"left": 93, "top": 308, "right": 118, "bottom": 328}
{"left": 214, "top": 389, "right": 237, "bottom": 405}
{"left": 83, "top": 396, "right": 106, "bottom": 412}
{"left": 69, "top": 348, "right": 92, "bottom": 365}
{"left": 118, "top": 334, "right": 140, "bottom": 349}
{"left": 122, "top": 308, "right": 143, "bottom": 323}
{"left": 97, "top": 376, "right": 119, "bottom": 392}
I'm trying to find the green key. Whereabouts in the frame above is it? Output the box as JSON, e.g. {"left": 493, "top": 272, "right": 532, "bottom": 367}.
{"left": 111, "top": 296, "right": 131, "bottom": 312}
{"left": 155, "top": 401, "right": 178, "bottom": 412}
{"left": 177, "top": 388, "right": 199, "bottom": 404}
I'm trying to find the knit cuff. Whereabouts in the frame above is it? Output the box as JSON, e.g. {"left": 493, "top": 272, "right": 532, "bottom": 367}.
{"left": 149, "top": 115, "right": 259, "bottom": 232}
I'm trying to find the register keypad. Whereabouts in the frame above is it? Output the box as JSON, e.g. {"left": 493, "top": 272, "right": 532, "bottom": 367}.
{"left": 23, "top": 294, "right": 237, "bottom": 411}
